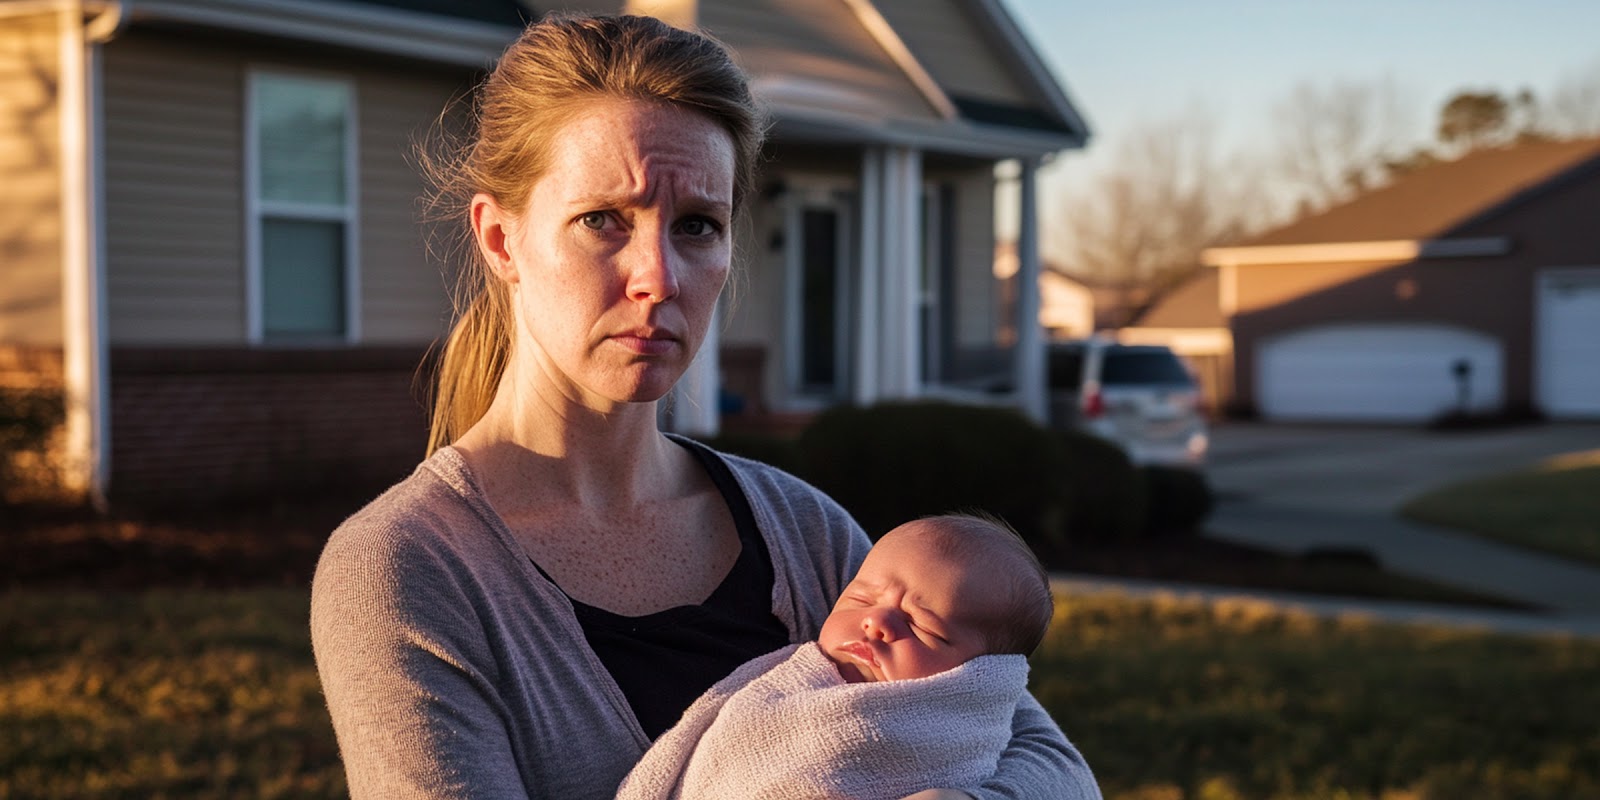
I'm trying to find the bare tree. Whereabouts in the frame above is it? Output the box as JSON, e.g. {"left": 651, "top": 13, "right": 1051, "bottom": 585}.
{"left": 1268, "top": 78, "right": 1417, "bottom": 214}
{"left": 1541, "top": 58, "right": 1600, "bottom": 139}
{"left": 1045, "top": 108, "right": 1267, "bottom": 318}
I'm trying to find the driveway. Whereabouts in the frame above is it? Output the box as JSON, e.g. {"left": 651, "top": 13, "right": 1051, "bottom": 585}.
{"left": 1202, "top": 421, "right": 1600, "bottom": 616}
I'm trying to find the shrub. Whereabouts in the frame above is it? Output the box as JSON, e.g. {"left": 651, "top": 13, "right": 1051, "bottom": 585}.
{"left": 1052, "top": 429, "right": 1145, "bottom": 547}
{"left": 0, "top": 387, "right": 65, "bottom": 507}
{"left": 794, "top": 401, "right": 1061, "bottom": 544}
{"left": 1138, "top": 465, "right": 1214, "bottom": 537}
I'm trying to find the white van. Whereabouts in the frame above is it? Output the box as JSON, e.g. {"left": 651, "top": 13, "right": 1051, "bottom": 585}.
{"left": 1047, "top": 338, "right": 1209, "bottom": 467}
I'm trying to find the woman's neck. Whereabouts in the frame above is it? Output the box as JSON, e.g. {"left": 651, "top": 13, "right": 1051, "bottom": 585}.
{"left": 452, "top": 371, "right": 685, "bottom": 513}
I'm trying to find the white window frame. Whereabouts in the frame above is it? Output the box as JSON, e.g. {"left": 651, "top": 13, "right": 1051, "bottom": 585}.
{"left": 243, "top": 67, "right": 360, "bottom": 345}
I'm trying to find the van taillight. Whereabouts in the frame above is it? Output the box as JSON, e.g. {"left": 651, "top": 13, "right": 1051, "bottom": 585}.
{"left": 1083, "top": 388, "right": 1105, "bottom": 418}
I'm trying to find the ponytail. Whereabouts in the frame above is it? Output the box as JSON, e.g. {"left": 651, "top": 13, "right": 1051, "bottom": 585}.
{"left": 426, "top": 286, "right": 510, "bottom": 455}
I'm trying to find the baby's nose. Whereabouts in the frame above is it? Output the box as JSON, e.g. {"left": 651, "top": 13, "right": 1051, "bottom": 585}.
{"left": 862, "top": 609, "right": 905, "bottom": 641}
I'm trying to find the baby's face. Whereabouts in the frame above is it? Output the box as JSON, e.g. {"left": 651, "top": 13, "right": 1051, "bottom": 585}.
{"left": 818, "top": 523, "right": 1010, "bottom": 682}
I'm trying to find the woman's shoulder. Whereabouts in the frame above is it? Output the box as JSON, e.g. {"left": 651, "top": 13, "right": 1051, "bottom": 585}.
{"left": 314, "top": 448, "right": 514, "bottom": 593}
{"left": 678, "top": 437, "right": 870, "bottom": 602}
{"left": 684, "top": 439, "right": 847, "bottom": 520}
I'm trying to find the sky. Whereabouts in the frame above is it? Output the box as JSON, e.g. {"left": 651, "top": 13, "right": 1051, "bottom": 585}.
{"left": 1003, "top": 0, "right": 1600, "bottom": 223}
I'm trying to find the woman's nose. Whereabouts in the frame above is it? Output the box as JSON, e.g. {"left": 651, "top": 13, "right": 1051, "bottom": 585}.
{"left": 624, "top": 229, "right": 680, "bottom": 305}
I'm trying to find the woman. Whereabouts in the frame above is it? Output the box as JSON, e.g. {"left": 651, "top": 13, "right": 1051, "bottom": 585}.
{"left": 310, "top": 13, "right": 1098, "bottom": 800}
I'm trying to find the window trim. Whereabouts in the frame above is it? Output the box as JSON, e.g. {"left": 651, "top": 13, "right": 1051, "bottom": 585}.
{"left": 243, "top": 67, "right": 360, "bottom": 345}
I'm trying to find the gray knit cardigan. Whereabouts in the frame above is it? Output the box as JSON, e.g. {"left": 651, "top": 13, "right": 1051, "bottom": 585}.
{"left": 310, "top": 444, "right": 1100, "bottom": 800}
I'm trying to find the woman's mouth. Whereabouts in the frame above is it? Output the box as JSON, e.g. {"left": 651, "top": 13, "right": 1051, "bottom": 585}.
{"left": 611, "top": 329, "right": 678, "bottom": 356}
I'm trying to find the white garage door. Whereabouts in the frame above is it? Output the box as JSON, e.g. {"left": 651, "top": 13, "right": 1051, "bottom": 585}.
{"left": 1258, "top": 323, "right": 1504, "bottom": 422}
{"left": 1537, "top": 268, "right": 1600, "bottom": 418}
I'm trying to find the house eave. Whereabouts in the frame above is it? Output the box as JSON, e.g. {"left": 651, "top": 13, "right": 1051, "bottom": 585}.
{"left": 1201, "top": 236, "right": 1513, "bottom": 267}
{"left": 964, "top": 0, "right": 1091, "bottom": 142}
{"left": 122, "top": 0, "right": 516, "bottom": 67}
{"left": 770, "top": 106, "right": 1084, "bottom": 161}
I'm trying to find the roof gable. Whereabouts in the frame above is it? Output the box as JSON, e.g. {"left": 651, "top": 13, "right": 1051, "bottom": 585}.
{"left": 1247, "top": 138, "right": 1600, "bottom": 247}
{"left": 870, "top": 0, "right": 1087, "bottom": 139}
{"left": 1130, "top": 270, "right": 1223, "bottom": 329}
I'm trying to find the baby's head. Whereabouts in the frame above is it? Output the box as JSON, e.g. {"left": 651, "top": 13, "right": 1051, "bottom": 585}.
{"left": 819, "top": 513, "right": 1053, "bottom": 683}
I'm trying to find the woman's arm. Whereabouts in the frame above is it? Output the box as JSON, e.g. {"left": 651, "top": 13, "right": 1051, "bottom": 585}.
{"left": 311, "top": 528, "right": 531, "bottom": 800}
{"left": 971, "top": 692, "right": 1101, "bottom": 800}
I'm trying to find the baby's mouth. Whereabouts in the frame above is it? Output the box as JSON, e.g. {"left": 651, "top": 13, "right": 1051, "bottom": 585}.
{"left": 834, "top": 641, "right": 880, "bottom": 682}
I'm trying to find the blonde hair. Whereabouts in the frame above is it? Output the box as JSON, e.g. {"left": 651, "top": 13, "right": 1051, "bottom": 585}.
{"left": 420, "top": 14, "right": 767, "bottom": 454}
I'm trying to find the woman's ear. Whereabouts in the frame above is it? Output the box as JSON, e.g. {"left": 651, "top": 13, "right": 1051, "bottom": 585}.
{"left": 470, "top": 193, "right": 519, "bottom": 284}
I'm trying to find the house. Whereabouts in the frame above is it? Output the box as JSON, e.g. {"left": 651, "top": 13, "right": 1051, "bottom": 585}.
{"left": 1116, "top": 268, "right": 1232, "bottom": 415}
{"left": 1202, "top": 138, "right": 1600, "bottom": 423}
{"left": 990, "top": 242, "right": 1095, "bottom": 342}
{"left": 0, "top": 0, "right": 1088, "bottom": 505}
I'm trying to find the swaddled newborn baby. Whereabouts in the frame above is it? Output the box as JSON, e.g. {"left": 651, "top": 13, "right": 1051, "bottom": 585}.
{"left": 616, "top": 512, "right": 1057, "bottom": 800}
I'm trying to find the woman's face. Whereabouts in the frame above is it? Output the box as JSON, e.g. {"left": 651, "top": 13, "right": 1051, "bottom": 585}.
{"left": 476, "top": 98, "right": 736, "bottom": 408}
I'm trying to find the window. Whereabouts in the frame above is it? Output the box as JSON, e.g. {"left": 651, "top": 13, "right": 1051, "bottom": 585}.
{"left": 247, "top": 71, "right": 357, "bottom": 342}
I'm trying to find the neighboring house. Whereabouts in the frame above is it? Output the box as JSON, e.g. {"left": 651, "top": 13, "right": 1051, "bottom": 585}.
{"left": 1203, "top": 138, "right": 1600, "bottom": 423}
{"left": 0, "top": 0, "right": 1087, "bottom": 505}
{"left": 990, "top": 243, "right": 1095, "bottom": 341}
{"left": 1117, "top": 268, "right": 1232, "bottom": 415}
{"left": 1039, "top": 268, "right": 1095, "bottom": 340}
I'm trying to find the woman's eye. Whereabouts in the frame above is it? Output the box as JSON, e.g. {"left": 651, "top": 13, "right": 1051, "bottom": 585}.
{"left": 579, "top": 212, "right": 608, "bottom": 230}
{"left": 678, "top": 217, "right": 721, "bottom": 237}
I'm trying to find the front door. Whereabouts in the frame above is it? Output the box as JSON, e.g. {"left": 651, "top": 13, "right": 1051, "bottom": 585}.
{"left": 786, "top": 193, "right": 854, "bottom": 403}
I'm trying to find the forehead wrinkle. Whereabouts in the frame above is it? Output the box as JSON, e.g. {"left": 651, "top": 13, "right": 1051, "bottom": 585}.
{"left": 564, "top": 150, "right": 730, "bottom": 214}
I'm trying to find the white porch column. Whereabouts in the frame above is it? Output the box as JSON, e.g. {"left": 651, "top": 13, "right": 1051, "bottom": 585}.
{"left": 667, "top": 305, "right": 721, "bottom": 437}
{"left": 853, "top": 147, "right": 883, "bottom": 406}
{"left": 878, "top": 146, "right": 922, "bottom": 400}
{"left": 59, "top": 2, "right": 111, "bottom": 508}
{"left": 1014, "top": 159, "right": 1047, "bottom": 423}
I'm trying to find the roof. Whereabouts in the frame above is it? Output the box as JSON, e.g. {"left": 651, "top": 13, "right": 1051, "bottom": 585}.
{"left": 1244, "top": 137, "right": 1600, "bottom": 246}
{"left": 1129, "top": 270, "right": 1223, "bottom": 329}
{"left": 872, "top": 0, "right": 1089, "bottom": 142}
{"left": 111, "top": 0, "right": 1086, "bottom": 159}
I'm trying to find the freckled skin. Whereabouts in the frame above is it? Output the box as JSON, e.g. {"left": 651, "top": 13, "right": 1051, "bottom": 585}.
{"left": 817, "top": 521, "right": 1016, "bottom": 682}
{"left": 491, "top": 98, "right": 736, "bottom": 411}
{"left": 458, "top": 98, "right": 743, "bottom": 617}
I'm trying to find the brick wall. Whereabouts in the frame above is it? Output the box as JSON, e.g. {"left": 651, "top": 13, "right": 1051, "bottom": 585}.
{"left": 109, "top": 347, "right": 434, "bottom": 506}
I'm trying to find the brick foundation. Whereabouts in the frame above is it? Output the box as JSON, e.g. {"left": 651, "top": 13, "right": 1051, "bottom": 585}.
{"left": 109, "top": 347, "right": 435, "bottom": 506}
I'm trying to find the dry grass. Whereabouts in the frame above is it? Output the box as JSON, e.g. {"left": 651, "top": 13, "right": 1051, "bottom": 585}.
{"left": 1400, "top": 452, "right": 1600, "bottom": 566}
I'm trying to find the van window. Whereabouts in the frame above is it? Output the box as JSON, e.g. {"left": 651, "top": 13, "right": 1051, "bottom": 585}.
{"left": 1101, "top": 350, "right": 1193, "bottom": 385}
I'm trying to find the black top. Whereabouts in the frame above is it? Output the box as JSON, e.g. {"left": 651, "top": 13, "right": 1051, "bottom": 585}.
{"left": 545, "top": 439, "right": 791, "bottom": 740}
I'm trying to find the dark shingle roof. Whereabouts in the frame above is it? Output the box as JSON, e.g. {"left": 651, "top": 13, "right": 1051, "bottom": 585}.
{"left": 1246, "top": 138, "right": 1600, "bottom": 246}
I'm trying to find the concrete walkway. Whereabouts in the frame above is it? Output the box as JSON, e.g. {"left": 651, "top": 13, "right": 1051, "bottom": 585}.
{"left": 1158, "top": 422, "right": 1600, "bottom": 633}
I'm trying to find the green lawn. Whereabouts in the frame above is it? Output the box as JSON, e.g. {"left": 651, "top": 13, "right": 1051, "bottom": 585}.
{"left": 5, "top": 589, "right": 1598, "bottom": 800}
{"left": 1400, "top": 450, "right": 1600, "bottom": 567}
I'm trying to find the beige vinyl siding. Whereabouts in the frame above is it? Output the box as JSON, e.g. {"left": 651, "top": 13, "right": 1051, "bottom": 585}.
{"left": 103, "top": 34, "right": 244, "bottom": 344}
{"left": 103, "top": 30, "right": 468, "bottom": 346}
{"left": 0, "top": 13, "right": 63, "bottom": 346}
{"left": 872, "top": 0, "right": 1032, "bottom": 106}
{"left": 700, "top": 0, "right": 940, "bottom": 122}
{"left": 356, "top": 73, "right": 461, "bottom": 344}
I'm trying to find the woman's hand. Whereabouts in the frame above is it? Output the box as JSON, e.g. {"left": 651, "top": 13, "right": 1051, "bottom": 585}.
{"left": 899, "top": 791, "right": 974, "bottom": 800}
